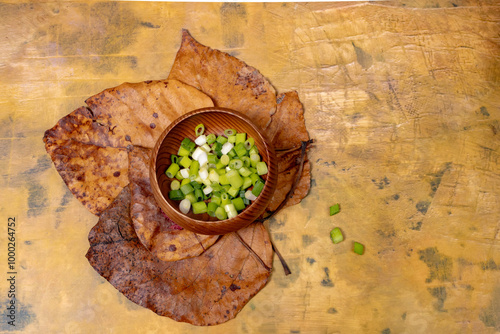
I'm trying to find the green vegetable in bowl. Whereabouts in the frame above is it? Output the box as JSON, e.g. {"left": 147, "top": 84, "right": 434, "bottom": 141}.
{"left": 165, "top": 123, "right": 268, "bottom": 220}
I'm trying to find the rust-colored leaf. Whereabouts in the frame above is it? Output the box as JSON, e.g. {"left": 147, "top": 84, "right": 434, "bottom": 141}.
{"left": 43, "top": 79, "right": 213, "bottom": 215}
{"left": 86, "top": 186, "right": 273, "bottom": 326}
{"left": 128, "top": 146, "right": 218, "bottom": 262}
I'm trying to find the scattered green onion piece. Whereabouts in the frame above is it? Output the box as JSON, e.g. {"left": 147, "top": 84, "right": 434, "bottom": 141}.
{"left": 179, "top": 156, "right": 192, "bottom": 168}
{"left": 165, "top": 163, "right": 180, "bottom": 178}
{"left": 212, "top": 142, "right": 223, "bottom": 157}
{"left": 216, "top": 135, "right": 228, "bottom": 145}
{"left": 244, "top": 138, "right": 254, "bottom": 150}
{"left": 256, "top": 161, "right": 268, "bottom": 175}
{"left": 249, "top": 145, "right": 259, "bottom": 155}
{"left": 227, "top": 170, "right": 243, "bottom": 189}
{"left": 170, "top": 180, "right": 180, "bottom": 190}
{"left": 179, "top": 199, "right": 191, "bottom": 214}
{"left": 181, "top": 138, "right": 196, "bottom": 151}
{"left": 206, "top": 133, "right": 216, "bottom": 145}
{"left": 239, "top": 190, "right": 246, "bottom": 198}
{"left": 207, "top": 154, "right": 218, "bottom": 164}
{"left": 234, "top": 142, "right": 248, "bottom": 157}
{"left": 171, "top": 155, "right": 179, "bottom": 164}
{"left": 192, "top": 201, "right": 207, "bottom": 214}
{"left": 211, "top": 182, "right": 222, "bottom": 192}
{"left": 330, "top": 227, "right": 344, "bottom": 244}
{"left": 185, "top": 193, "right": 196, "bottom": 204}
{"left": 194, "top": 188, "right": 203, "bottom": 202}
{"left": 228, "top": 149, "right": 237, "bottom": 158}
{"left": 224, "top": 129, "right": 236, "bottom": 136}
{"left": 250, "top": 153, "right": 261, "bottom": 167}
{"left": 243, "top": 198, "right": 251, "bottom": 205}
{"left": 228, "top": 186, "right": 240, "bottom": 198}
{"left": 195, "top": 123, "right": 205, "bottom": 136}
{"left": 245, "top": 190, "right": 257, "bottom": 201}
{"left": 241, "top": 156, "right": 250, "bottom": 167}
{"left": 236, "top": 133, "right": 246, "bottom": 144}
{"left": 330, "top": 203, "right": 341, "bottom": 216}
{"left": 181, "top": 178, "right": 191, "bottom": 186}
{"left": 242, "top": 177, "right": 252, "bottom": 189}
{"left": 228, "top": 135, "right": 236, "bottom": 143}
{"left": 215, "top": 206, "right": 227, "bottom": 220}
{"left": 190, "top": 181, "right": 202, "bottom": 189}
{"left": 180, "top": 183, "right": 194, "bottom": 195}
{"left": 238, "top": 166, "right": 252, "bottom": 177}
{"left": 175, "top": 170, "right": 184, "bottom": 181}
{"left": 177, "top": 145, "right": 191, "bottom": 157}
{"left": 215, "top": 161, "right": 225, "bottom": 170}
{"left": 353, "top": 242, "right": 364, "bottom": 255}
{"left": 195, "top": 135, "right": 207, "bottom": 146}
{"left": 224, "top": 203, "right": 238, "bottom": 218}
{"left": 209, "top": 169, "right": 220, "bottom": 183}
{"left": 220, "top": 154, "right": 230, "bottom": 165}
{"left": 219, "top": 173, "right": 230, "bottom": 185}
{"left": 232, "top": 197, "right": 245, "bottom": 211}
{"left": 229, "top": 159, "right": 243, "bottom": 170}
{"left": 207, "top": 202, "right": 218, "bottom": 217}
{"left": 251, "top": 180, "right": 265, "bottom": 196}
{"left": 179, "top": 168, "right": 190, "bottom": 179}
{"left": 250, "top": 173, "right": 262, "bottom": 186}
{"left": 211, "top": 194, "right": 222, "bottom": 206}
{"left": 216, "top": 168, "right": 226, "bottom": 176}
{"left": 168, "top": 189, "right": 184, "bottom": 201}
{"left": 221, "top": 193, "right": 231, "bottom": 206}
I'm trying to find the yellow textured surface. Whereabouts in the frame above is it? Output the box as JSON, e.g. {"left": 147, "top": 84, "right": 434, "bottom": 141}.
{"left": 1, "top": 1, "right": 499, "bottom": 333}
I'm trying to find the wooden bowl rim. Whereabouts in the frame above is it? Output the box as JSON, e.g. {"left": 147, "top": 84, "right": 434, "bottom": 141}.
{"left": 149, "top": 107, "right": 278, "bottom": 234}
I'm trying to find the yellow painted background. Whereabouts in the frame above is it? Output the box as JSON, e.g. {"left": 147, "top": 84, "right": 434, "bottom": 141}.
{"left": 1, "top": 1, "right": 499, "bottom": 333}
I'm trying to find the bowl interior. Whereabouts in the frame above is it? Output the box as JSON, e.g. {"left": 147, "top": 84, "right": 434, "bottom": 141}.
{"left": 154, "top": 109, "right": 273, "bottom": 224}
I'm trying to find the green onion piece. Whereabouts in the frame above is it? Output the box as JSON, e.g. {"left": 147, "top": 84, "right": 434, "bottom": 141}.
{"left": 249, "top": 145, "right": 259, "bottom": 155}
{"left": 185, "top": 193, "right": 196, "bottom": 204}
{"left": 179, "top": 156, "right": 192, "bottom": 168}
{"left": 177, "top": 145, "right": 191, "bottom": 157}
{"left": 165, "top": 163, "right": 180, "bottom": 178}
{"left": 216, "top": 168, "right": 226, "bottom": 175}
{"left": 220, "top": 154, "right": 230, "bottom": 165}
{"left": 330, "top": 227, "right": 344, "bottom": 244}
{"left": 236, "top": 133, "right": 246, "bottom": 144}
{"left": 192, "top": 201, "right": 207, "bottom": 214}
{"left": 242, "top": 177, "right": 252, "bottom": 189}
{"left": 232, "top": 197, "right": 245, "bottom": 211}
{"left": 195, "top": 123, "right": 205, "bottom": 136}
{"left": 256, "top": 161, "right": 268, "bottom": 175}
{"left": 211, "top": 194, "right": 222, "bottom": 206}
{"left": 244, "top": 138, "right": 254, "bottom": 150}
{"left": 330, "top": 203, "right": 341, "bottom": 216}
{"left": 168, "top": 189, "right": 184, "bottom": 201}
{"left": 243, "top": 198, "right": 251, "bottom": 205}
{"left": 215, "top": 206, "right": 227, "bottom": 220}
{"left": 180, "top": 183, "right": 194, "bottom": 195}
{"left": 224, "top": 129, "right": 236, "bottom": 136}
{"left": 175, "top": 170, "right": 184, "bottom": 180}
{"left": 206, "top": 133, "right": 216, "bottom": 145}
{"left": 211, "top": 182, "right": 222, "bottom": 192}
{"left": 229, "top": 159, "right": 243, "bottom": 170}
{"left": 215, "top": 161, "right": 225, "bottom": 170}
{"left": 238, "top": 166, "right": 252, "bottom": 177}
{"left": 179, "top": 198, "right": 191, "bottom": 214}
{"left": 241, "top": 156, "right": 250, "bottom": 167}
{"left": 213, "top": 141, "right": 223, "bottom": 157}
{"left": 189, "top": 160, "right": 200, "bottom": 180}
{"left": 171, "top": 155, "right": 179, "bottom": 164}
{"left": 190, "top": 181, "right": 202, "bottom": 189}
{"left": 221, "top": 193, "right": 231, "bottom": 206}
{"left": 228, "top": 186, "right": 240, "bottom": 198}
{"left": 251, "top": 180, "right": 265, "bottom": 196}
{"left": 216, "top": 135, "right": 228, "bottom": 145}
{"left": 250, "top": 153, "right": 260, "bottom": 167}
{"left": 170, "top": 180, "right": 180, "bottom": 190}
{"left": 207, "top": 154, "right": 218, "bottom": 164}
{"left": 219, "top": 173, "right": 230, "bottom": 185}
{"left": 181, "top": 138, "right": 196, "bottom": 151}
{"left": 227, "top": 170, "right": 243, "bottom": 189}
{"left": 208, "top": 169, "right": 220, "bottom": 183}
{"left": 222, "top": 184, "right": 231, "bottom": 193}
{"left": 353, "top": 242, "right": 364, "bottom": 255}
{"left": 228, "top": 148, "right": 237, "bottom": 158}
{"left": 228, "top": 135, "right": 236, "bottom": 143}
{"left": 207, "top": 202, "right": 218, "bottom": 217}
{"left": 234, "top": 142, "right": 248, "bottom": 158}
{"left": 250, "top": 173, "right": 263, "bottom": 186}
{"left": 181, "top": 178, "right": 191, "bottom": 186}
{"left": 194, "top": 188, "right": 203, "bottom": 202}
{"left": 224, "top": 203, "right": 238, "bottom": 218}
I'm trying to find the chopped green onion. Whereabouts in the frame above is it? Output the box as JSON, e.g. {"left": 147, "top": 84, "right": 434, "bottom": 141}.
{"left": 244, "top": 138, "right": 254, "bottom": 150}
{"left": 171, "top": 155, "right": 179, "bottom": 164}
{"left": 242, "top": 177, "right": 252, "bottom": 189}
{"left": 227, "top": 170, "right": 243, "bottom": 189}
{"left": 330, "top": 227, "right": 344, "bottom": 244}
{"left": 221, "top": 142, "right": 234, "bottom": 155}
{"left": 245, "top": 190, "right": 257, "bottom": 201}
{"left": 220, "top": 154, "right": 230, "bottom": 165}
{"left": 207, "top": 154, "right": 218, "bottom": 164}
{"left": 195, "top": 134, "right": 207, "bottom": 146}
{"left": 207, "top": 202, "right": 218, "bottom": 217}
{"left": 181, "top": 138, "right": 196, "bottom": 151}
{"left": 228, "top": 186, "right": 240, "bottom": 198}
{"left": 179, "top": 168, "right": 190, "bottom": 179}
{"left": 181, "top": 178, "right": 191, "bottom": 186}
{"left": 234, "top": 142, "right": 248, "bottom": 157}
{"left": 232, "top": 197, "right": 245, "bottom": 211}
{"left": 229, "top": 159, "right": 243, "bottom": 170}
{"left": 177, "top": 145, "right": 191, "bottom": 157}
{"left": 180, "top": 183, "right": 194, "bottom": 195}
{"left": 241, "top": 156, "right": 250, "bottom": 167}
{"left": 194, "top": 188, "right": 203, "bottom": 202}
{"left": 189, "top": 160, "right": 199, "bottom": 180}
{"left": 192, "top": 201, "right": 207, "bottom": 214}
{"left": 224, "top": 129, "right": 236, "bottom": 136}
{"left": 211, "top": 194, "right": 221, "bottom": 205}
{"left": 179, "top": 198, "right": 191, "bottom": 214}
{"left": 165, "top": 163, "right": 180, "bottom": 178}
{"left": 250, "top": 153, "right": 260, "bottom": 167}
{"left": 353, "top": 242, "right": 364, "bottom": 255}
{"left": 238, "top": 166, "right": 252, "bottom": 177}
{"left": 216, "top": 135, "right": 228, "bottom": 145}
{"left": 236, "top": 133, "right": 246, "bottom": 144}
{"left": 215, "top": 206, "right": 227, "bottom": 220}
{"left": 250, "top": 173, "right": 262, "bottom": 186}
{"left": 256, "top": 161, "right": 268, "bottom": 175}
{"left": 179, "top": 156, "right": 192, "bottom": 168}
{"left": 170, "top": 180, "right": 180, "bottom": 191}
{"left": 190, "top": 181, "right": 202, "bottom": 189}
{"left": 228, "top": 149, "right": 237, "bottom": 158}
{"left": 219, "top": 173, "right": 230, "bottom": 185}
{"left": 251, "top": 180, "right": 265, "bottom": 196}
{"left": 206, "top": 133, "right": 216, "bottom": 145}
{"left": 221, "top": 193, "right": 231, "bottom": 206}
{"left": 224, "top": 203, "right": 238, "bottom": 218}
{"left": 208, "top": 169, "right": 220, "bottom": 183}
{"left": 249, "top": 145, "right": 259, "bottom": 155}
{"left": 168, "top": 189, "right": 184, "bottom": 201}
{"left": 174, "top": 170, "right": 184, "bottom": 180}
{"left": 195, "top": 123, "right": 205, "bottom": 136}
{"left": 185, "top": 193, "right": 196, "bottom": 204}
{"left": 228, "top": 135, "right": 236, "bottom": 143}
{"left": 330, "top": 203, "right": 341, "bottom": 216}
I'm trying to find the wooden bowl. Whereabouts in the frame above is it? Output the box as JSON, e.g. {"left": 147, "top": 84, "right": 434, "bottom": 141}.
{"left": 150, "top": 107, "right": 278, "bottom": 235}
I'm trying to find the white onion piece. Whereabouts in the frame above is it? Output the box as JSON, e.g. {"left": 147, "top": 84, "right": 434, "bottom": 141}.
{"left": 245, "top": 190, "right": 257, "bottom": 201}
{"left": 201, "top": 143, "right": 211, "bottom": 152}
{"left": 199, "top": 168, "right": 209, "bottom": 180}
{"left": 221, "top": 142, "right": 234, "bottom": 155}
{"left": 197, "top": 151, "right": 208, "bottom": 166}
{"left": 191, "top": 147, "right": 204, "bottom": 160}
{"left": 195, "top": 135, "right": 207, "bottom": 146}
{"left": 203, "top": 186, "right": 213, "bottom": 195}
{"left": 179, "top": 199, "right": 191, "bottom": 214}
{"left": 180, "top": 168, "right": 190, "bottom": 179}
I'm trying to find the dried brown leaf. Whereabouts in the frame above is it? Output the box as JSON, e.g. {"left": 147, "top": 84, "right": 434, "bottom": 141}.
{"left": 128, "top": 146, "right": 218, "bottom": 262}
{"left": 86, "top": 186, "right": 273, "bottom": 326}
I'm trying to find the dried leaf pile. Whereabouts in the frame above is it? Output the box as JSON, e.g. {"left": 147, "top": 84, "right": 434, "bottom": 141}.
{"left": 43, "top": 30, "right": 310, "bottom": 325}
